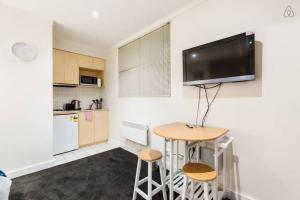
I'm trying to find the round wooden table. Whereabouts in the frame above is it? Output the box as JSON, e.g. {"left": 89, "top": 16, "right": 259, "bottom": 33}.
{"left": 154, "top": 122, "right": 229, "bottom": 200}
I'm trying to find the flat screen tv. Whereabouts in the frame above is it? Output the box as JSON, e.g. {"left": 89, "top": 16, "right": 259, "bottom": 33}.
{"left": 183, "top": 32, "right": 255, "bottom": 85}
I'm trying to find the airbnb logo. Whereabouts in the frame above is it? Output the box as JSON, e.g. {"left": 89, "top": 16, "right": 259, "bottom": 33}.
{"left": 284, "top": 5, "right": 295, "bottom": 18}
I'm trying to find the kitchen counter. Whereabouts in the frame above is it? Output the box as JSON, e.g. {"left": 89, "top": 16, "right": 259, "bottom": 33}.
{"left": 53, "top": 109, "right": 109, "bottom": 116}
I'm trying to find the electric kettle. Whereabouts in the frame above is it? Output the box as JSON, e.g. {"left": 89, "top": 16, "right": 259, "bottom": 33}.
{"left": 71, "top": 100, "right": 81, "bottom": 110}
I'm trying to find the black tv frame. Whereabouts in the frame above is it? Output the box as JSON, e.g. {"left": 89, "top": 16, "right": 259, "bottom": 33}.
{"left": 183, "top": 32, "right": 255, "bottom": 86}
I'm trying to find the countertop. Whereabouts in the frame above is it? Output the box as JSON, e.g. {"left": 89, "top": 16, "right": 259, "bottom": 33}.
{"left": 53, "top": 108, "right": 109, "bottom": 116}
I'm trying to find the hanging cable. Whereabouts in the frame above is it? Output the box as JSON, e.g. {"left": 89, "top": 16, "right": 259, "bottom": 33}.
{"left": 195, "top": 85, "right": 201, "bottom": 127}
{"left": 201, "top": 83, "right": 222, "bottom": 127}
{"left": 193, "top": 83, "right": 222, "bottom": 128}
{"left": 202, "top": 85, "right": 210, "bottom": 127}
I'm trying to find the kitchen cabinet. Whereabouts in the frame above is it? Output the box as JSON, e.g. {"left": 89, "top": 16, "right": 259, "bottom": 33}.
{"left": 92, "top": 58, "right": 105, "bottom": 71}
{"left": 78, "top": 54, "right": 93, "bottom": 69}
{"left": 53, "top": 49, "right": 65, "bottom": 84}
{"left": 94, "top": 110, "right": 109, "bottom": 142}
{"left": 53, "top": 49, "right": 79, "bottom": 85}
{"left": 79, "top": 110, "right": 109, "bottom": 147}
{"left": 79, "top": 112, "right": 95, "bottom": 146}
{"left": 78, "top": 54, "right": 105, "bottom": 71}
{"left": 64, "top": 52, "right": 79, "bottom": 84}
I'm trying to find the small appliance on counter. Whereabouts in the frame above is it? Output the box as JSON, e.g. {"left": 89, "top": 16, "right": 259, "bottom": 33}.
{"left": 63, "top": 103, "right": 73, "bottom": 111}
{"left": 63, "top": 100, "right": 81, "bottom": 110}
{"left": 71, "top": 100, "right": 81, "bottom": 110}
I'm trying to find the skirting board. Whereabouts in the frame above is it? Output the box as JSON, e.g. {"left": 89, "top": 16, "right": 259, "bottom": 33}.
{"left": 7, "top": 139, "right": 121, "bottom": 179}
{"left": 6, "top": 159, "right": 54, "bottom": 179}
{"left": 225, "top": 189, "right": 256, "bottom": 200}
{"left": 109, "top": 138, "right": 138, "bottom": 155}
{"left": 120, "top": 143, "right": 138, "bottom": 155}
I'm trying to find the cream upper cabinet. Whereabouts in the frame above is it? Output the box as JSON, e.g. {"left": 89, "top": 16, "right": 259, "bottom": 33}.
{"left": 79, "top": 112, "right": 95, "bottom": 146}
{"left": 94, "top": 110, "right": 108, "bottom": 142}
{"left": 53, "top": 49, "right": 65, "bottom": 84}
{"left": 78, "top": 54, "right": 93, "bottom": 69}
{"left": 78, "top": 54, "right": 105, "bottom": 71}
{"left": 93, "top": 58, "right": 105, "bottom": 70}
{"left": 53, "top": 49, "right": 79, "bottom": 85}
{"left": 64, "top": 52, "right": 79, "bottom": 85}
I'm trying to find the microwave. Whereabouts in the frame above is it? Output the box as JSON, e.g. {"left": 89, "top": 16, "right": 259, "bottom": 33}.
{"left": 80, "top": 76, "right": 101, "bottom": 87}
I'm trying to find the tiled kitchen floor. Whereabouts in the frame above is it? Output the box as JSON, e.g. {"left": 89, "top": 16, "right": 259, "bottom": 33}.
{"left": 53, "top": 142, "right": 120, "bottom": 166}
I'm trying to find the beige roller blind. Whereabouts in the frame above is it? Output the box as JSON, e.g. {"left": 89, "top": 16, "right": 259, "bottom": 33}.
{"left": 118, "top": 24, "right": 170, "bottom": 97}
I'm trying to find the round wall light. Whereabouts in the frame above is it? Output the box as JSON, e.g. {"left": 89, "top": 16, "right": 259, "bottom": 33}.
{"left": 11, "top": 42, "right": 37, "bottom": 62}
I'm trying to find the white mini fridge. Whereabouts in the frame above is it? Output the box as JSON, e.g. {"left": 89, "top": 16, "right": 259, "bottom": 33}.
{"left": 53, "top": 114, "right": 79, "bottom": 155}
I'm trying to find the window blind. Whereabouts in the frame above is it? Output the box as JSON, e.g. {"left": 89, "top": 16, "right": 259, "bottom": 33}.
{"left": 119, "top": 24, "right": 170, "bottom": 97}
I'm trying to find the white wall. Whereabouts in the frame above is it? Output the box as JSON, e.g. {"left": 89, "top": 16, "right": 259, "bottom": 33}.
{"left": 0, "top": 4, "right": 53, "bottom": 177}
{"left": 105, "top": 0, "right": 300, "bottom": 199}
{"left": 53, "top": 23, "right": 106, "bottom": 59}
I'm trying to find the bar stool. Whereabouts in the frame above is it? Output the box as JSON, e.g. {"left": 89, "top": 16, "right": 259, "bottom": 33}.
{"left": 182, "top": 163, "right": 217, "bottom": 200}
{"left": 132, "top": 149, "right": 167, "bottom": 200}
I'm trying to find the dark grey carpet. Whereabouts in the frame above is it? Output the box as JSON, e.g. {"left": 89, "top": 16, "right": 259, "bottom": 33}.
{"left": 9, "top": 148, "right": 165, "bottom": 200}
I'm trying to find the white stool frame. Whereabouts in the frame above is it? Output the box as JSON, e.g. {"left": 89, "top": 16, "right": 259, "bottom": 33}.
{"left": 132, "top": 159, "right": 167, "bottom": 200}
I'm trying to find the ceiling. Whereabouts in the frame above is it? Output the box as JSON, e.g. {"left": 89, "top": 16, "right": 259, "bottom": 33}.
{"left": 0, "top": 0, "right": 199, "bottom": 54}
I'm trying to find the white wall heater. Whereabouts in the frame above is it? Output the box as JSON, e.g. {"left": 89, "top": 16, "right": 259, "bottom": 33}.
{"left": 122, "top": 121, "right": 148, "bottom": 146}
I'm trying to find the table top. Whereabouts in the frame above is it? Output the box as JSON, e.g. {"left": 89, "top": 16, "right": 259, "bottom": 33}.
{"left": 153, "top": 122, "right": 228, "bottom": 141}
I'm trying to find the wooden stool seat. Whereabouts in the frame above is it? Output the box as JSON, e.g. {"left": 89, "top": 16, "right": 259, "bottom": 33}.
{"left": 138, "top": 149, "right": 162, "bottom": 162}
{"left": 183, "top": 163, "right": 217, "bottom": 182}
{"left": 182, "top": 163, "right": 217, "bottom": 200}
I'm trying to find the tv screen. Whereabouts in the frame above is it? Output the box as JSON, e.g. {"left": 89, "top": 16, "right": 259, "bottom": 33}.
{"left": 183, "top": 32, "right": 255, "bottom": 85}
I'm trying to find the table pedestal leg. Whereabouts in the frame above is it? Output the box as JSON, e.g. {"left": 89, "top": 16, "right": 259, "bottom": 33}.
{"left": 169, "top": 139, "right": 174, "bottom": 200}
{"left": 222, "top": 147, "right": 227, "bottom": 198}
{"left": 184, "top": 141, "right": 188, "bottom": 163}
{"left": 176, "top": 140, "right": 179, "bottom": 171}
{"left": 164, "top": 138, "right": 167, "bottom": 179}
{"left": 196, "top": 143, "right": 201, "bottom": 162}
{"left": 214, "top": 141, "right": 219, "bottom": 200}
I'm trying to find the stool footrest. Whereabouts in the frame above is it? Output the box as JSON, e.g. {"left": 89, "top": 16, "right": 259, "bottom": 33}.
{"left": 152, "top": 185, "right": 164, "bottom": 196}
{"left": 136, "top": 188, "right": 148, "bottom": 199}
{"left": 136, "top": 181, "right": 164, "bottom": 198}
{"left": 137, "top": 178, "right": 160, "bottom": 188}
{"left": 152, "top": 180, "right": 160, "bottom": 188}
{"left": 137, "top": 177, "right": 148, "bottom": 186}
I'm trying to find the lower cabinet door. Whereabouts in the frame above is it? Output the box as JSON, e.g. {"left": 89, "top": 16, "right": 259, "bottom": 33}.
{"left": 94, "top": 111, "right": 109, "bottom": 142}
{"left": 79, "top": 112, "right": 94, "bottom": 146}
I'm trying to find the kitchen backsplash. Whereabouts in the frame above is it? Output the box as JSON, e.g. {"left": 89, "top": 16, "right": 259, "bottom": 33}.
{"left": 53, "top": 86, "right": 104, "bottom": 110}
